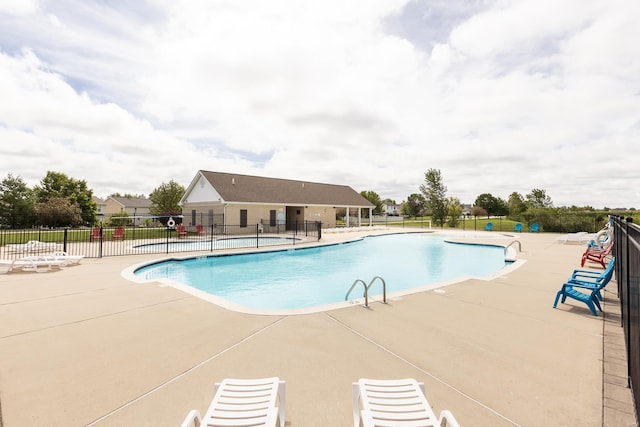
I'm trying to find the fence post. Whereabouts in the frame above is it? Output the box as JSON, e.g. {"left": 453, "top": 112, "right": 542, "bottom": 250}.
{"left": 317, "top": 221, "right": 322, "bottom": 241}
{"left": 256, "top": 224, "right": 260, "bottom": 248}
{"left": 166, "top": 225, "right": 170, "bottom": 254}
{"left": 210, "top": 224, "right": 215, "bottom": 252}
{"left": 63, "top": 228, "right": 68, "bottom": 253}
{"left": 98, "top": 225, "right": 103, "bottom": 258}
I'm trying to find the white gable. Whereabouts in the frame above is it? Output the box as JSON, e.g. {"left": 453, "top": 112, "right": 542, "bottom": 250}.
{"left": 184, "top": 174, "right": 224, "bottom": 203}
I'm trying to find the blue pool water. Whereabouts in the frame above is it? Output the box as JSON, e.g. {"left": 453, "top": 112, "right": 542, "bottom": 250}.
{"left": 135, "top": 233, "right": 508, "bottom": 311}
{"left": 133, "top": 236, "right": 299, "bottom": 252}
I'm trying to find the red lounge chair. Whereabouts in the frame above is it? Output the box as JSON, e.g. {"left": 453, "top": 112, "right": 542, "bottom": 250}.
{"left": 196, "top": 224, "right": 205, "bottom": 235}
{"left": 90, "top": 226, "right": 102, "bottom": 242}
{"left": 581, "top": 242, "right": 613, "bottom": 268}
{"left": 177, "top": 224, "right": 188, "bottom": 239}
{"left": 112, "top": 227, "right": 125, "bottom": 241}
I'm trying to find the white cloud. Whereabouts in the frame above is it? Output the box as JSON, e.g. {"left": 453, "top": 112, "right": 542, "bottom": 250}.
{"left": 0, "top": 0, "right": 39, "bottom": 16}
{"left": 0, "top": 0, "right": 638, "bottom": 208}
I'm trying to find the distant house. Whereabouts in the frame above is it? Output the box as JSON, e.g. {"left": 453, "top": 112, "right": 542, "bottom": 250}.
{"left": 104, "top": 196, "right": 152, "bottom": 226}
{"left": 92, "top": 196, "right": 107, "bottom": 222}
{"left": 383, "top": 202, "right": 401, "bottom": 216}
{"left": 180, "top": 171, "right": 374, "bottom": 229}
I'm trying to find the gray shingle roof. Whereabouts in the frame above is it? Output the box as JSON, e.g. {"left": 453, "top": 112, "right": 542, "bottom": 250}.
{"left": 199, "top": 171, "right": 373, "bottom": 207}
{"left": 109, "top": 197, "right": 151, "bottom": 208}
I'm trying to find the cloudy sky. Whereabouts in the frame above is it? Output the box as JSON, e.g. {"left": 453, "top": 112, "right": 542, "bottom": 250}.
{"left": 0, "top": 0, "right": 638, "bottom": 208}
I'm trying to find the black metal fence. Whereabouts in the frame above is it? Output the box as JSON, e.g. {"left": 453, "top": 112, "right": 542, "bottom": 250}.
{"left": 611, "top": 215, "right": 640, "bottom": 422}
{"left": 0, "top": 221, "right": 321, "bottom": 259}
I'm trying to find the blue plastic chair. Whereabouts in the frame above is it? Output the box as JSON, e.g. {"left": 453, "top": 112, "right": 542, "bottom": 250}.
{"left": 529, "top": 223, "right": 539, "bottom": 233}
{"left": 553, "top": 258, "right": 615, "bottom": 316}
{"left": 513, "top": 223, "right": 522, "bottom": 232}
{"left": 483, "top": 222, "right": 493, "bottom": 231}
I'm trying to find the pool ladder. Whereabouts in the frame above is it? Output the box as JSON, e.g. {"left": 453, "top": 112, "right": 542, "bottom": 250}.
{"left": 504, "top": 240, "right": 522, "bottom": 261}
{"left": 345, "top": 276, "right": 387, "bottom": 308}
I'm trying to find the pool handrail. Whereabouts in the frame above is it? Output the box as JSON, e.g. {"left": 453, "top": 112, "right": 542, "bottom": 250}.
{"left": 345, "top": 276, "right": 387, "bottom": 307}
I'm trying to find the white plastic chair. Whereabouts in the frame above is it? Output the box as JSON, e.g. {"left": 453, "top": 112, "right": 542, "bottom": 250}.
{"left": 353, "top": 378, "right": 459, "bottom": 427}
{"left": 180, "top": 377, "right": 286, "bottom": 427}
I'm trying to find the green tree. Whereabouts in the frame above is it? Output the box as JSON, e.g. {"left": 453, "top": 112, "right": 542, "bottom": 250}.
{"left": 110, "top": 192, "right": 145, "bottom": 198}
{"left": 419, "top": 169, "right": 448, "bottom": 227}
{"left": 508, "top": 192, "right": 526, "bottom": 217}
{"left": 0, "top": 174, "right": 35, "bottom": 228}
{"left": 474, "top": 193, "right": 498, "bottom": 218}
{"left": 33, "top": 171, "right": 97, "bottom": 225}
{"left": 494, "top": 197, "right": 509, "bottom": 217}
{"left": 402, "top": 193, "right": 426, "bottom": 218}
{"left": 34, "top": 196, "right": 82, "bottom": 227}
{"left": 360, "top": 190, "right": 383, "bottom": 215}
{"left": 526, "top": 188, "right": 553, "bottom": 208}
{"left": 107, "top": 211, "right": 130, "bottom": 226}
{"left": 447, "top": 197, "right": 463, "bottom": 228}
{"left": 149, "top": 180, "right": 185, "bottom": 216}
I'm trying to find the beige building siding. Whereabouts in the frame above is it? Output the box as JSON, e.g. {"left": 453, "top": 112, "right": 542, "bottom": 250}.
{"left": 182, "top": 202, "right": 338, "bottom": 229}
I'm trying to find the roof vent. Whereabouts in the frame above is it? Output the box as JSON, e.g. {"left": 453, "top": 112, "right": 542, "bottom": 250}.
{"left": 232, "top": 178, "right": 235, "bottom": 185}
{"left": 302, "top": 182, "right": 305, "bottom": 188}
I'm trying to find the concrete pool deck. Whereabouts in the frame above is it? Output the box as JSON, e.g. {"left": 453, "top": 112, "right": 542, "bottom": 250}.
{"left": 0, "top": 229, "right": 635, "bottom": 426}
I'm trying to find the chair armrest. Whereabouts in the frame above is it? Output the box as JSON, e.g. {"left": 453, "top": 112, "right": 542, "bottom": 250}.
{"left": 360, "top": 410, "right": 375, "bottom": 427}
{"left": 570, "top": 272, "right": 601, "bottom": 282}
{"left": 564, "top": 280, "right": 598, "bottom": 290}
{"left": 439, "top": 409, "right": 461, "bottom": 427}
{"left": 179, "top": 410, "right": 202, "bottom": 427}
{"left": 571, "top": 268, "right": 601, "bottom": 277}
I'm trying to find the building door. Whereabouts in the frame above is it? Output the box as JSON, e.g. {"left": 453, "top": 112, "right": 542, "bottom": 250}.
{"left": 270, "top": 210, "right": 276, "bottom": 227}
{"left": 240, "top": 209, "right": 248, "bottom": 227}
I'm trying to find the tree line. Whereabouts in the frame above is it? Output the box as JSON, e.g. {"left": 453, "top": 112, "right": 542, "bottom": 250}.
{"left": 0, "top": 172, "right": 185, "bottom": 228}
{"left": 361, "top": 168, "right": 634, "bottom": 232}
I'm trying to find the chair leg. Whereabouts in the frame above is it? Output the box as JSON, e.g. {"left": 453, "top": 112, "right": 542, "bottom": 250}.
{"left": 277, "top": 380, "right": 286, "bottom": 427}
{"left": 352, "top": 383, "right": 361, "bottom": 427}
{"left": 592, "top": 296, "right": 602, "bottom": 313}
{"left": 585, "top": 299, "right": 598, "bottom": 316}
{"left": 553, "top": 290, "right": 563, "bottom": 308}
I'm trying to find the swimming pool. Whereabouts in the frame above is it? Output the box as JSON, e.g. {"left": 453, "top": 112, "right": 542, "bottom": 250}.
{"left": 133, "top": 233, "right": 512, "bottom": 313}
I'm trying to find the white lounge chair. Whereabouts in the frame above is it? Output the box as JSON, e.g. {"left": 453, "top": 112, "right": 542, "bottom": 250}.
{"left": 353, "top": 378, "right": 459, "bottom": 427}
{"left": 0, "top": 256, "right": 64, "bottom": 273}
{"left": 0, "top": 259, "right": 15, "bottom": 274}
{"left": 49, "top": 251, "right": 85, "bottom": 266}
{"left": 556, "top": 232, "right": 594, "bottom": 245}
{"left": 180, "top": 377, "right": 286, "bottom": 427}
{"left": 6, "top": 240, "right": 60, "bottom": 254}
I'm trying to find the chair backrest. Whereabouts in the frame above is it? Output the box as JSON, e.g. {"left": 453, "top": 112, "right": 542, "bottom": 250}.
{"left": 530, "top": 223, "right": 539, "bottom": 232}
{"left": 92, "top": 227, "right": 101, "bottom": 237}
{"left": 514, "top": 223, "right": 522, "bottom": 232}
{"left": 596, "top": 258, "right": 616, "bottom": 289}
{"left": 114, "top": 227, "right": 124, "bottom": 236}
